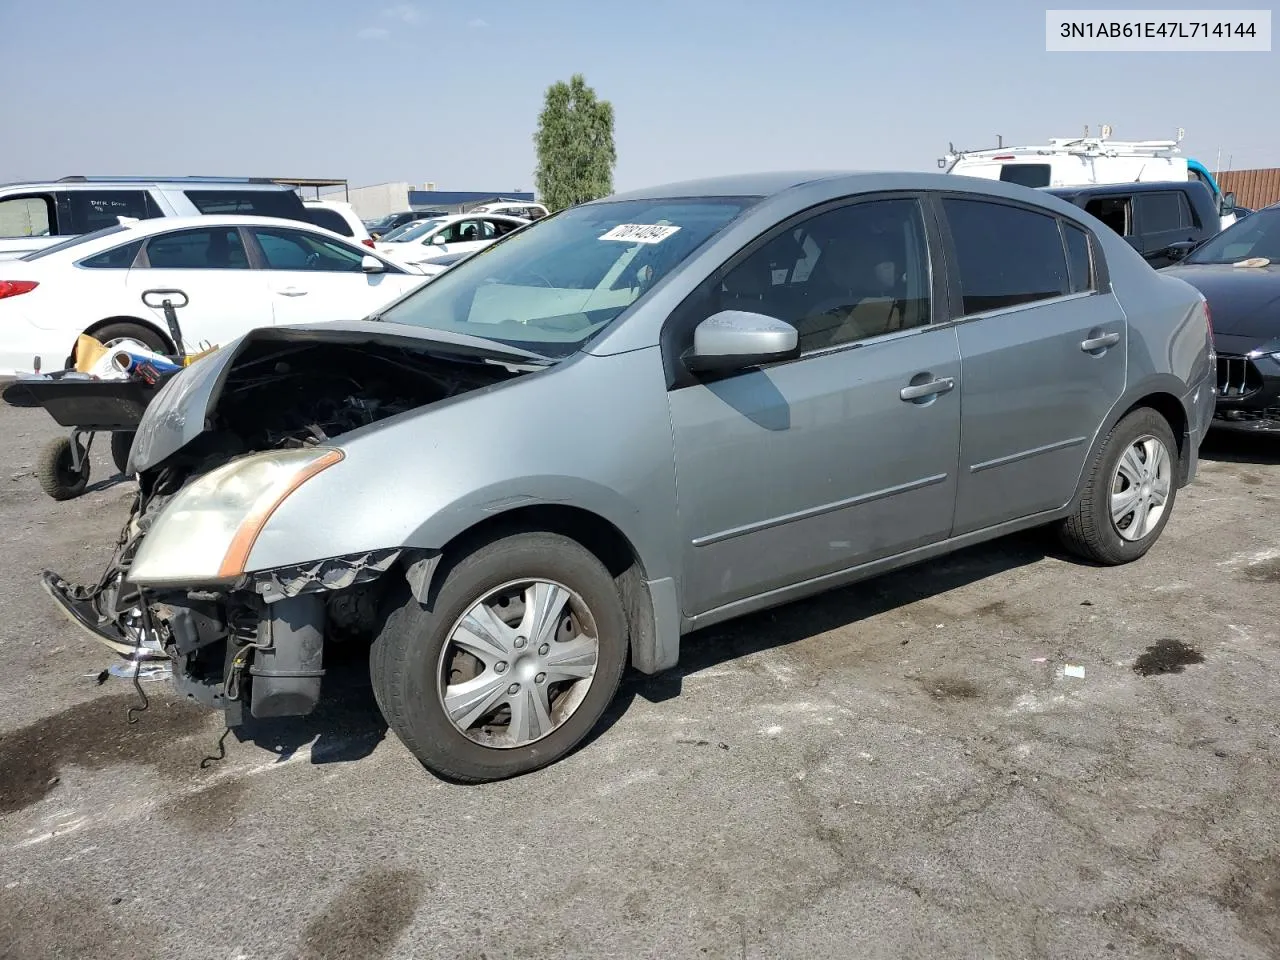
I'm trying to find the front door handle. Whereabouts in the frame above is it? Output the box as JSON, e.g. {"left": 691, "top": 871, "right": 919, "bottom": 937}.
{"left": 1081, "top": 331, "right": 1120, "bottom": 352}
{"left": 900, "top": 377, "right": 955, "bottom": 402}
{"left": 277, "top": 287, "right": 308, "bottom": 297}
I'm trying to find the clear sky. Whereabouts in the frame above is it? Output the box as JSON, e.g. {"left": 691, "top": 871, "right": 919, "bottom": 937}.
{"left": 1, "top": 0, "right": 1274, "bottom": 193}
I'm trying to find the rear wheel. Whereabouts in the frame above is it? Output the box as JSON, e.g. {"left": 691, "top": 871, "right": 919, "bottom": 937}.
{"left": 370, "top": 531, "right": 629, "bottom": 783}
{"left": 89, "top": 321, "right": 170, "bottom": 357}
{"left": 36, "top": 436, "right": 89, "bottom": 501}
{"left": 1059, "top": 408, "right": 1178, "bottom": 565}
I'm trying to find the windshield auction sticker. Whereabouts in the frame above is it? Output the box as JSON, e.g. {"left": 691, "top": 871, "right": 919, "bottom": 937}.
{"left": 599, "top": 224, "right": 682, "bottom": 244}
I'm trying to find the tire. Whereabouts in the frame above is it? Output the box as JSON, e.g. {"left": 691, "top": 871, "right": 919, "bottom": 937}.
{"left": 370, "top": 531, "right": 629, "bottom": 783}
{"left": 1058, "top": 407, "right": 1179, "bottom": 565}
{"left": 36, "top": 436, "right": 90, "bottom": 501}
{"left": 89, "top": 321, "right": 170, "bottom": 357}
{"left": 110, "top": 431, "right": 135, "bottom": 475}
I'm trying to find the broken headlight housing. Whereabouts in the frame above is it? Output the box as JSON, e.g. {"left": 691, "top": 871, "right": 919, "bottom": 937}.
{"left": 129, "top": 447, "right": 344, "bottom": 586}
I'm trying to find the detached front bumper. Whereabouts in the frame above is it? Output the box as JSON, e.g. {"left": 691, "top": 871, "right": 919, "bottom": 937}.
{"left": 1211, "top": 352, "right": 1280, "bottom": 433}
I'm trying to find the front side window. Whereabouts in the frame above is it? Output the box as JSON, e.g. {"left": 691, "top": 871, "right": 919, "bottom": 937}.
{"left": 999, "top": 164, "right": 1051, "bottom": 188}
{"left": 1184, "top": 208, "right": 1280, "bottom": 264}
{"left": 378, "top": 196, "right": 757, "bottom": 359}
{"left": 943, "top": 198, "right": 1070, "bottom": 315}
{"left": 251, "top": 228, "right": 365, "bottom": 272}
{"left": 443, "top": 219, "right": 483, "bottom": 243}
{"left": 1138, "top": 192, "right": 1185, "bottom": 233}
{"left": 67, "top": 190, "right": 162, "bottom": 233}
{"left": 144, "top": 228, "right": 249, "bottom": 269}
{"left": 711, "top": 198, "right": 932, "bottom": 353}
{"left": 0, "top": 194, "right": 55, "bottom": 239}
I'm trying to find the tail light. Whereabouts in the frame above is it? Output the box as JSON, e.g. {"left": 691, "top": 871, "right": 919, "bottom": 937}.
{"left": 362, "top": 238, "right": 376, "bottom": 248}
{"left": 0, "top": 280, "right": 38, "bottom": 300}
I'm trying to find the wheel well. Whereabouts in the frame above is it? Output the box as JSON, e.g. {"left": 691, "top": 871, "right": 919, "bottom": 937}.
{"left": 433, "top": 505, "right": 656, "bottom": 668}
{"left": 81, "top": 316, "right": 175, "bottom": 354}
{"left": 1123, "top": 391, "right": 1189, "bottom": 478}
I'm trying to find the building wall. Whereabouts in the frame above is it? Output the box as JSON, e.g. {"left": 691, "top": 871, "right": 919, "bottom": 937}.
{"left": 1216, "top": 169, "right": 1280, "bottom": 211}
{"left": 320, "top": 181, "right": 412, "bottom": 220}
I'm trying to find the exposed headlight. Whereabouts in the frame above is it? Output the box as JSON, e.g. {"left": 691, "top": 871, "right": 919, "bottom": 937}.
{"left": 129, "top": 448, "right": 344, "bottom": 586}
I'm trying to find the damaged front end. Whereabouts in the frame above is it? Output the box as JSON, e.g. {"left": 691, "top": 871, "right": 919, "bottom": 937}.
{"left": 43, "top": 321, "right": 540, "bottom": 725}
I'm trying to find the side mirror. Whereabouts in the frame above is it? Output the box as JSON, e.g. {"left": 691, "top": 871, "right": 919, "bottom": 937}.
{"left": 431, "top": 234, "right": 447, "bottom": 245}
{"left": 361, "top": 254, "right": 385, "bottom": 274}
{"left": 1164, "top": 240, "right": 1198, "bottom": 261}
{"left": 684, "top": 310, "right": 799, "bottom": 374}
{"left": 1222, "top": 191, "right": 1236, "bottom": 213}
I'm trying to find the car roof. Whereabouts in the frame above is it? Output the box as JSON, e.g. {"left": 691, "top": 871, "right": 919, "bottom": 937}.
{"left": 0, "top": 176, "right": 294, "bottom": 191}
{"left": 1045, "top": 181, "right": 1213, "bottom": 197}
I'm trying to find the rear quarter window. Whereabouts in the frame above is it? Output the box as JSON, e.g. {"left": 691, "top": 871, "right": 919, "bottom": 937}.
{"left": 304, "top": 208, "right": 354, "bottom": 236}
{"left": 183, "top": 189, "right": 306, "bottom": 220}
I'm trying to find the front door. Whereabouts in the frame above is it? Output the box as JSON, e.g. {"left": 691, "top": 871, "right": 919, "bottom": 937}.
{"left": 665, "top": 195, "right": 963, "bottom": 618}
{"left": 127, "top": 225, "right": 271, "bottom": 352}
{"left": 937, "top": 195, "right": 1128, "bottom": 536}
{"left": 245, "top": 225, "right": 425, "bottom": 326}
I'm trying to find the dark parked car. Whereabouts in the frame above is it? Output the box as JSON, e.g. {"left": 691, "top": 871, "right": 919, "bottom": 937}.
{"left": 1161, "top": 202, "right": 1280, "bottom": 432}
{"left": 1047, "top": 180, "right": 1221, "bottom": 269}
{"left": 366, "top": 210, "right": 449, "bottom": 238}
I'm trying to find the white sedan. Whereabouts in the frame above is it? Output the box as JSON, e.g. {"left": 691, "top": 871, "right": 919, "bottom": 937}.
{"left": 0, "top": 215, "right": 429, "bottom": 376}
{"left": 373, "top": 213, "right": 528, "bottom": 267}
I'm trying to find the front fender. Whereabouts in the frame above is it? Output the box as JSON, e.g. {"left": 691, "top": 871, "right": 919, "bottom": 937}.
{"left": 244, "top": 346, "right": 682, "bottom": 587}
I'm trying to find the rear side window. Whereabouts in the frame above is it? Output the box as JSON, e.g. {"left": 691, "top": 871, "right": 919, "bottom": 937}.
{"left": 1138, "top": 192, "right": 1186, "bottom": 233}
{"left": 144, "top": 228, "right": 249, "bottom": 269}
{"left": 66, "top": 190, "right": 163, "bottom": 234}
{"left": 999, "top": 164, "right": 1051, "bottom": 188}
{"left": 80, "top": 239, "right": 145, "bottom": 269}
{"left": 183, "top": 189, "right": 304, "bottom": 219}
{"left": 304, "top": 207, "right": 354, "bottom": 236}
{"left": 1063, "top": 223, "right": 1094, "bottom": 293}
{"left": 0, "top": 194, "right": 55, "bottom": 238}
{"left": 942, "top": 198, "right": 1070, "bottom": 315}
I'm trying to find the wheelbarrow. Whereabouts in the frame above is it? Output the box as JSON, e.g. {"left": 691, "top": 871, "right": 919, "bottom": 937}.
{"left": 2, "top": 289, "right": 192, "bottom": 500}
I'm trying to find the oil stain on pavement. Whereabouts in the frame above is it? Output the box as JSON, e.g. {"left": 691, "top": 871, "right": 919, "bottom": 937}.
{"left": 0, "top": 692, "right": 215, "bottom": 816}
{"left": 1133, "top": 639, "right": 1206, "bottom": 677}
{"left": 297, "top": 868, "right": 426, "bottom": 960}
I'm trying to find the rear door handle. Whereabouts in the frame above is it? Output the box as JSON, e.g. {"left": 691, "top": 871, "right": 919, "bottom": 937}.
{"left": 900, "top": 377, "right": 955, "bottom": 401}
{"left": 1081, "top": 332, "right": 1120, "bottom": 352}
{"left": 277, "top": 287, "right": 308, "bottom": 297}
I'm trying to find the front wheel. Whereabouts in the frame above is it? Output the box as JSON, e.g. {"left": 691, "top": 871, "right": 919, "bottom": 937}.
{"left": 1058, "top": 408, "right": 1179, "bottom": 565}
{"left": 370, "top": 531, "right": 629, "bottom": 782}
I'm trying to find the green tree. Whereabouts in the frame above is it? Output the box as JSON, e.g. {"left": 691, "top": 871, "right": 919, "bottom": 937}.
{"left": 533, "top": 74, "right": 616, "bottom": 213}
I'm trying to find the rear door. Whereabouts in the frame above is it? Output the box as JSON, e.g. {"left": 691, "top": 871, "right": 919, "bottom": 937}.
{"left": 1083, "top": 192, "right": 1140, "bottom": 254}
{"left": 1135, "top": 190, "right": 1198, "bottom": 267}
{"left": 244, "top": 224, "right": 423, "bottom": 325}
{"left": 127, "top": 226, "right": 271, "bottom": 350}
{"left": 938, "top": 194, "right": 1127, "bottom": 536}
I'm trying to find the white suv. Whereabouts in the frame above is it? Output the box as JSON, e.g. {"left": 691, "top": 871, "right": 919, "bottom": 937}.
{"left": 302, "top": 199, "right": 375, "bottom": 248}
{"left": 0, "top": 177, "right": 311, "bottom": 260}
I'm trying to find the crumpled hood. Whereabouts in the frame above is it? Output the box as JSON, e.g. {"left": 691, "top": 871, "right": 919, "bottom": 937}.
{"left": 1159, "top": 263, "right": 1280, "bottom": 343}
{"left": 126, "top": 319, "right": 547, "bottom": 474}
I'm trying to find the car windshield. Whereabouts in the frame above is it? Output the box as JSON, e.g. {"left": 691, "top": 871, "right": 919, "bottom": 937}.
{"left": 20, "top": 223, "right": 132, "bottom": 260}
{"left": 1185, "top": 208, "right": 1280, "bottom": 264}
{"left": 378, "top": 221, "right": 425, "bottom": 241}
{"left": 376, "top": 196, "right": 757, "bottom": 359}
{"left": 389, "top": 218, "right": 448, "bottom": 243}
